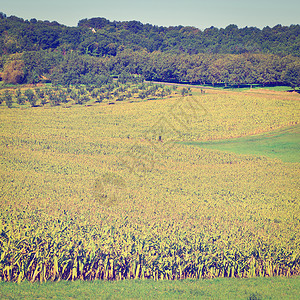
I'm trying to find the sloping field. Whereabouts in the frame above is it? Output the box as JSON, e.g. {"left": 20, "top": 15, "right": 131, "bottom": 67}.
{"left": 0, "top": 88, "right": 299, "bottom": 282}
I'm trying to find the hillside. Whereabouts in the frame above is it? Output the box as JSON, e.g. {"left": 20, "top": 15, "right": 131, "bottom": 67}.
{"left": 0, "top": 12, "right": 300, "bottom": 89}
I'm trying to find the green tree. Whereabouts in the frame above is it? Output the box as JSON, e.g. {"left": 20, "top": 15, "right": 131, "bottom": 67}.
{"left": 24, "top": 89, "right": 37, "bottom": 107}
{"left": 181, "top": 87, "right": 188, "bottom": 96}
{"left": 282, "top": 63, "right": 300, "bottom": 91}
{"left": 69, "top": 90, "right": 79, "bottom": 103}
{"left": 40, "top": 96, "right": 47, "bottom": 106}
{"left": 48, "top": 91, "right": 60, "bottom": 106}
{"left": 116, "top": 94, "right": 125, "bottom": 101}
{"left": 4, "top": 91, "right": 13, "bottom": 108}
{"left": 95, "top": 94, "right": 104, "bottom": 103}
{"left": 138, "top": 91, "right": 146, "bottom": 99}
{"left": 15, "top": 88, "right": 25, "bottom": 105}
{"left": 91, "top": 88, "right": 99, "bottom": 98}
{"left": 35, "top": 88, "right": 45, "bottom": 100}
{"left": 17, "top": 96, "right": 25, "bottom": 105}
{"left": 15, "top": 88, "right": 21, "bottom": 98}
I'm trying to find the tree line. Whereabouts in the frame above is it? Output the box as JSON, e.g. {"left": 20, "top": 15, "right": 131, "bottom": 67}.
{"left": 106, "top": 50, "right": 300, "bottom": 89}
{"left": 0, "top": 13, "right": 300, "bottom": 57}
{"left": 1, "top": 50, "right": 299, "bottom": 90}
{"left": 0, "top": 13, "right": 300, "bottom": 90}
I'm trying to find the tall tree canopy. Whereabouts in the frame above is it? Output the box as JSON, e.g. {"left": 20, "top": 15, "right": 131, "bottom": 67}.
{"left": 0, "top": 13, "right": 299, "bottom": 57}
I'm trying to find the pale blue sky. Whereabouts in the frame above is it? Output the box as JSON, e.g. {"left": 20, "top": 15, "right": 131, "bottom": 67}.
{"left": 1, "top": 0, "right": 299, "bottom": 29}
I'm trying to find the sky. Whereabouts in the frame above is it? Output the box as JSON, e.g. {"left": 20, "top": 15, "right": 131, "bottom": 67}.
{"left": 1, "top": 0, "right": 299, "bottom": 29}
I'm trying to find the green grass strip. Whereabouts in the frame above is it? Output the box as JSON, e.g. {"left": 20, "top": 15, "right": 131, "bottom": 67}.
{"left": 0, "top": 277, "right": 299, "bottom": 299}
{"left": 180, "top": 125, "right": 300, "bottom": 163}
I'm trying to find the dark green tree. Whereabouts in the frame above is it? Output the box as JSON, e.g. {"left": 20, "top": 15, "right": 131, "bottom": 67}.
{"left": 35, "top": 88, "right": 45, "bottom": 99}
{"left": 282, "top": 63, "right": 300, "bottom": 91}
{"left": 181, "top": 87, "right": 188, "bottom": 96}
{"left": 138, "top": 91, "right": 146, "bottom": 99}
{"left": 48, "top": 90, "right": 60, "bottom": 106}
{"left": 15, "top": 88, "right": 25, "bottom": 105}
{"left": 24, "top": 89, "right": 37, "bottom": 107}
{"left": 15, "top": 88, "right": 21, "bottom": 98}
{"left": 4, "top": 91, "right": 13, "bottom": 108}
{"left": 17, "top": 96, "right": 26, "bottom": 105}
{"left": 40, "top": 96, "right": 47, "bottom": 106}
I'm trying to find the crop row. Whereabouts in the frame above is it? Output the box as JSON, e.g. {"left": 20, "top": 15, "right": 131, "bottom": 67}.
{"left": 1, "top": 217, "right": 299, "bottom": 283}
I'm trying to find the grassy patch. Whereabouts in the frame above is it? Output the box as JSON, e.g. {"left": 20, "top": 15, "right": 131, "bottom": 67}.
{"left": 224, "top": 85, "right": 295, "bottom": 92}
{"left": 180, "top": 125, "right": 300, "bottom": 163}
{"left": 0, "top": 277, "right": 299, "bottom": 299}
{"left": 191, "top": 83, "right": 298, "bottom": 93}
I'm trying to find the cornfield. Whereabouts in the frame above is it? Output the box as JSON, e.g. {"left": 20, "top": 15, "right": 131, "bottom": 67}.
{"left": 0, "top": 88, "right": 299, "bottom": 282}
{"left": 1, "top": 217, "right": 299, "bottom": 282}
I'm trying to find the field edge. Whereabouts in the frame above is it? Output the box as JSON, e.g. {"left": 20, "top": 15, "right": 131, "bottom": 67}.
{"left": 0, "top": 276, "right": 299, "bottom": 299}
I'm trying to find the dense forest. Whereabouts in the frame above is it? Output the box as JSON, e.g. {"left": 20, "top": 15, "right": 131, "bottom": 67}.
{"left": 0, "top": 12, "right": 299, "bottom": 89}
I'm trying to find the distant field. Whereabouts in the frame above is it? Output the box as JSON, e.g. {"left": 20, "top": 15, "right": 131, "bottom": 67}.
{"left": 180, "top": 125, "right": 300, "bottom": 163}
{"left": 149, "top": 81, "right": 299, "bottom": 93}
{"left": 0, "top": 87, "right": 299, "bottom": 283}
{"left": 224, "top": 85, "right": 296, "bottom": 92}
{"left": 192, "top": 83, "right": 298, "bottom": 93}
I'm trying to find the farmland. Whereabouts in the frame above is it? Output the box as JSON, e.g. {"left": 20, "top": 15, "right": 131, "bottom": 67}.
{"left": 0, "top": 85, "right": 299, "bottom": 282}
